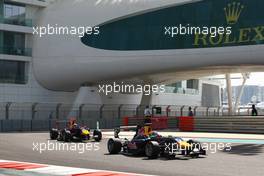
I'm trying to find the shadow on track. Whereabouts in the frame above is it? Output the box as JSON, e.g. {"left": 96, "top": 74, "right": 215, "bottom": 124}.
{"left": 223, "top": 144, "right": 264, "bottom": 156}
{"left": 142, "top": 156, "right": 206, "bottom": 161}
{"left": 104, "top": 153, "right": 206, "bottom": 161}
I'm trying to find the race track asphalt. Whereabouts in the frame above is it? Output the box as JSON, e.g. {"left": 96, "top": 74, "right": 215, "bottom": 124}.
{"left": 0, "top": 132, "right": 264, "bottom": 176}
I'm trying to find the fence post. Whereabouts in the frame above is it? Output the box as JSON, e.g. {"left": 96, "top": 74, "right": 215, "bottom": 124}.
{"left": 166, "top": 105, "right": 171, "bottom": 117}
{"left": 136, "top": 105, "right": 140, "bottom": 116}
{"left": 118, "top": 104, "right": 123, "bottom": 119}
{"left": 56, "top": 103, "right": 62, "bottom": 119}
{"left": 99, "top": 104, "right": 104, "bottom": 119}
{"left": 31, "top": 119, "right": 33, "bottom": 131}
{"left": 217, "top": 107, "right": 221, "bottom": 116}
{"left": 20, "top": 119, "right": 23, "bottom": 131}
{"left": 180, "top": 105, "right": 185, "bottom": 116}
{"left": 0, "top": 120, "right": 2, "bottom": 132}
{"left": 78, "top": 104, "right": 84, "bottom": 120}
{"left": 31, "top": 103, "right": 38, "bottom": 120}
{"left": 48, "top": 119, "right": 51, "bottom": 130}
{"left": 152, "top": 105, "right": 156, "bottom": 116}
{"left": 194, "top": 106, "right": 198, "bottom": 116}
{"left": 5, "top": 102, "right": 12, "bottom": 120}
{"left": 206, "top": 107, "right": 210, "bottom": 116}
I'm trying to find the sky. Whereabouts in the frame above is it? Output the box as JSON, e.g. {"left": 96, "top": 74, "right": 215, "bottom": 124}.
{"left": 213, "top": 72, "right": 264, "bottom": 87}
{"left": 232, "top": 73, "right": 264, "bottom": 86}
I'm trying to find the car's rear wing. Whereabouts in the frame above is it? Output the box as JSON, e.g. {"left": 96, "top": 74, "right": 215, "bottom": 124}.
{"left": 114, "top": 125, "right": 137, "bottom": 138}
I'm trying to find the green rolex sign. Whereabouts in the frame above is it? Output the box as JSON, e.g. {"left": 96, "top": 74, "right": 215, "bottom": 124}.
{"left": 193, "top": 1, "right": 264, "bottom": 47}
{"left": 81, "top": 0, "right": 264, "bottom": 50}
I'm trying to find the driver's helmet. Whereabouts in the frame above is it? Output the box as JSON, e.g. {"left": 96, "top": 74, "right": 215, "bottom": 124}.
{"left": 73, "top": 123, "right": 78, "bottom": 128}
{"left": 149, "top": 131, "right": 161, "bottom": 138}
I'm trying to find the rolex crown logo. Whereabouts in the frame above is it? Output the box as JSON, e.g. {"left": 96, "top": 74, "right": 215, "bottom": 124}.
{"left": 224, "top": 2, "right": 244, "bottom": 24}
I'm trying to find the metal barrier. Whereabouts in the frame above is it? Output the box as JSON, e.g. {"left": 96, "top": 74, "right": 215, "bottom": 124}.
{"left": 122, "top": 116, "right": 169, "bottom": 130}
{"left": 1, "top": 103, "right": 262, "bottom": 120}
{"left": 194, "top": 116, "right": 264, "bottom": 134}
{"left": 0, "top": 102, "right": 263, "bottom": 132}
{"left": 0, "top": 118, "right": 122, "bottom": 132}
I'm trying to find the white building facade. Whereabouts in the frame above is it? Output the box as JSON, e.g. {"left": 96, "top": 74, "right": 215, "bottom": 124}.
{"left": 2, "top": 0, "right": 252, "bottom": 107}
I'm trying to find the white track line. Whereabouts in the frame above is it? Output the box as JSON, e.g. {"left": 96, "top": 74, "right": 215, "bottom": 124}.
{"left": 0, "top": 159, "right": 156, "bottom": 176}
{"left": 27, "top": 166, "right": 97, "bottom": 175}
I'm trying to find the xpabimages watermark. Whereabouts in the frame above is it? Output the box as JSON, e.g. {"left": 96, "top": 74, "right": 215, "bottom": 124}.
{"left": 165, "top": 142, "right": 232, "bottom": 154}
{"left": 33, "top": 24, "right": 100, "bottom": 37}
{"left": 164, "top": 24, "right": 232, "bottom": 38}
{"left": 32, "top": 140, "right": 100, "bottom": 154}
{"left": 98, "top": 82, "right": 166, "bottom": 95}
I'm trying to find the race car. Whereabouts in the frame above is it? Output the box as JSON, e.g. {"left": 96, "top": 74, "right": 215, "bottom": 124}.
{"left": 50, "top": 120, "right": 102, "bottom": 142}
{"left": 107, "top": 125, "right": 206, "bottom": 159}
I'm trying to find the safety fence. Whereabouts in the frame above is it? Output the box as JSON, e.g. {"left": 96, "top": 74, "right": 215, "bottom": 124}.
{"left": 194, "top": 116, "right": 264, "bottom": 134}
{"left": 0, "top": 116, "right": 264, "bottom": 133}
{"left": 122, "top": 116, "right": 264, "bottom": 134}
{"left": 0, "top": 118, "right": 121, "bottom": 132}
{"left": 0, "top": 102, "right": 263, "bottom": 132}
{"left": 0, "top": 103, "right": 262, "bottom": 121}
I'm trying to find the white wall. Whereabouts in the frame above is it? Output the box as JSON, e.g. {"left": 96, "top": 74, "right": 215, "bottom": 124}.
{"left": 151, "top": 93, "right": 201, "bottom": 106}
{"left": 0, "top": 62, "right": 77, "bottom": 103}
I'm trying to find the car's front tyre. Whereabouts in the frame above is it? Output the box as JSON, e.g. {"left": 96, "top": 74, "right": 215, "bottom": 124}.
{"left": 93, "top": 129, "right": 102, "bottom": 142}
{"left": 108, "top": 138, "right": 122, "bottom": 154}
{"left": 50, "top": 128, "right": 59, "bottom": 140}
{"left": 145, "top": 141, "right": 160, "bottom": 159}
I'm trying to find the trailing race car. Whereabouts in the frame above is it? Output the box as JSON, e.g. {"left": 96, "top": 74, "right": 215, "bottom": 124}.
{"left": 50, "top": 120, "right": 102, "bottom": 142}
{"left": 107, "top": 125, "right": 206, "bottom": 159}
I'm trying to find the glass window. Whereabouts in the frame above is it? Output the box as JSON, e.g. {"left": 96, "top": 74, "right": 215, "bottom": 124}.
{"left": 187, "top": 79, "right": 199, "bottom": 90}
{"left": 0, "top": 31, "right": 3, "bottom": 46}
{"left": 3, "top": 3, "right": 27, "bottom": 26}
{"left": 0, "top": 60, "right": 27, "bottom": 84}
{"left": 165, "top": 82, "right": 182, "bottom": 93}
{"left": 3, "top": 31, "right": 26, "bottom": 55}
{"left": 4, "top": 5, "right": 12, "bottom": 17}
{"left": 4, "top": 3, "right": 25, "bottom": 19}
{"left": 2, "top": 2, "right": 31, "bottom": 26}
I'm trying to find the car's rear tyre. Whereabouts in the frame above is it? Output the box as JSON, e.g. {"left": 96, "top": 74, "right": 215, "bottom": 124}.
{"left": 93, "top": 129, "right": 102, "bottom": 142}
{"left": 187, "top": 139, "right": 202, "bottom": 157}
{"left": 108, "top": 138, "right": 122, "bottom": 154}
{"left": 87, "top": 134, "right": 90, "bottom": 140}
{"left": 50, "top": 128, "right": 59, "bottom": 140}
{"left": 187, "top": 139, "right": 201, "bottom": 146}
{"left": 145, "top": 141, "right": 160, "bottom": 159}
{"left": 187, "top": 139, "right": 194, "bottom": 144}
{"left": 62, "top": 130, "right": 71, "bottom": 142}
{"left": 57, "top": 130, "right": 63, "bottom": 141}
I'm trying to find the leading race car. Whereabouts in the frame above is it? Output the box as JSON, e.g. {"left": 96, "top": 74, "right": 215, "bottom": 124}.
{"left": 107, "top": 125, "right": 206, "bottom": 159}
{"left": 50, "top": 120, "right": 102, "bottom": 142}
